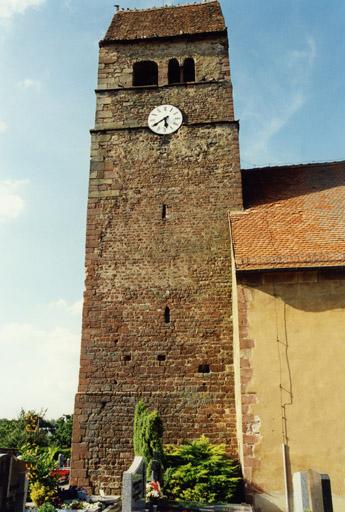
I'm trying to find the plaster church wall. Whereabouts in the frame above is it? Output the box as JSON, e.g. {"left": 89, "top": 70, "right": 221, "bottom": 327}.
{"left": 235, "top": 269, "right": 345, "bottom": 512}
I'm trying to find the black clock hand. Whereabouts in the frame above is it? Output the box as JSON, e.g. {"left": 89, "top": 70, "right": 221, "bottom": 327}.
{"left": 153, "top": 115, "right": 169, "bottom": 127}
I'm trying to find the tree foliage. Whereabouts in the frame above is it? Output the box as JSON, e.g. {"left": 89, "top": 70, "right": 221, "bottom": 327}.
{"left": 0, "top": 410, "right": 73, "bottom": 452}
{"left": 0, "top": 417, "right": 22, "bottom": 449}
{"left": 164, "top": 436, "right": 242, "bottom": 504}
{"left": 0, "top": 409, "right": 73, "bottom": 506}
{"left": 0, "top": 410, "right": 52, "bottom": 450}
{"left": 50, "top": 415, "right": 73, "bottom": 449}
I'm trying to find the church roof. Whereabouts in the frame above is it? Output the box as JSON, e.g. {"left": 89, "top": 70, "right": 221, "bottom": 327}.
{"left": 230, "top": 161, "right": 345, "bottom": 271}
{"left": 102, "top": 1, "right": 226, "bottom": 43}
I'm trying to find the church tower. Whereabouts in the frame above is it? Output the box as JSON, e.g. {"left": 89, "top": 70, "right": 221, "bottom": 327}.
{"left": 71, "top": 0, "right": 243, "bottom": 494}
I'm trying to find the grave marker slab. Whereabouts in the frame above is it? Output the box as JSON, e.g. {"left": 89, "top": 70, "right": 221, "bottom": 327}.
{"left": 321, "top": 474, "right": 333, "bottom": 512}
{"left": 293, "top": 470, "right": 334, "bottom": 512}
{"left": 308, "top": 470, "right": 324, "bottom": 512}
{"left": 0, "top": 449, "right": 28, "bottom": 512}
{"left": 122, "top": 456, "right": 145, "bottom": 512}
{"left": 293, "top": 471, "right": 310, "bottom": 512}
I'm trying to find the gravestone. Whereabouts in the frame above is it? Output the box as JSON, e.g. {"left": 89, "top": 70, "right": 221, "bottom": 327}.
{"left": 321, "top": 474, "right": 333, "bottom": 512}
{"left": 293, "top": 470, "right": 333, "bottom": 512}
{"left": 122, "top": 456, "right": 146, "bottom": 512}
{"left": 151, "top": 452, "right": 162, "bottom": 484}
{"left": 308, "top": 470, "right": 324, "bottom": 512}
{"left": 58, "top": 453, "right": 66, "bottom": 468}
{"left": 0, "top": 449, "right": 28, "bottom": 512}
{"left": 293, "top": 472, "right": 310, "bottom": 512}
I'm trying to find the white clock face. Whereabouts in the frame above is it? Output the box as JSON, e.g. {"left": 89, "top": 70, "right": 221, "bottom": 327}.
{"left": 148, "top": 105, "right": 183, "bottom": 135}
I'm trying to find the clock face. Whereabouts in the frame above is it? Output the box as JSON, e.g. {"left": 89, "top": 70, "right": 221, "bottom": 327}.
{"left": 148, "top": 105, "right": 183, "bottom": 135}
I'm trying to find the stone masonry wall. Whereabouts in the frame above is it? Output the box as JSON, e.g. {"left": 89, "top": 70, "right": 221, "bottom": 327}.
{"left": 71, "top": 28, "right": 242, "bottom": 495}
{"left": 98, "top": 35, "right": 230, "bottom": 89}
{"left": 95, "top": 82, "right": 234, "bottom": 130}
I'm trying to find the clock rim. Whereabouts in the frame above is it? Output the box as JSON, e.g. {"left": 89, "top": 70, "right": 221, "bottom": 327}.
{"left": 148, "top": 104, "right": 183, "bottom": 135}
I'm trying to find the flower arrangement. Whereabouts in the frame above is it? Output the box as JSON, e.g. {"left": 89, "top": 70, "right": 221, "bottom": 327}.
{"left": 146, "top": 480, "right": 162, "bottom": 501}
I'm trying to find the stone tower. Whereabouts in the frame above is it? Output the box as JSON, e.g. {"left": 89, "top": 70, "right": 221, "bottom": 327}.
{"left": 71, "top": 0, "right": 242, "bottom": 494}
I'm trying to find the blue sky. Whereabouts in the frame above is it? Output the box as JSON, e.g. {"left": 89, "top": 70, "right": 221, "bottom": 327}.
{"left": 0, "top": 0, "right": 344, "bottom": 419}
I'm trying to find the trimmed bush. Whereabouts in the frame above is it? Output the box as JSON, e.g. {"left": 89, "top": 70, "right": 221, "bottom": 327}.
{"left": 164, "top": 436, "right": 242, "bottom": 504}
{"left": 133, "top": 400, "right": 148, "bottom": 457}
{"left": 133, "top": 401, "right": 164, "bottom": 463}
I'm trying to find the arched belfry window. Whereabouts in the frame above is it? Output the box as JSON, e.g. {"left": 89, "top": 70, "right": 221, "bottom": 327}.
{"left": 133, "top": 61, "right": 158, "bottom": 87}
{"left": 183, "top": 58, "right": 196, "bottom": 83}
{"left": 168, "top": 58, "right": 181, "bottom": 84}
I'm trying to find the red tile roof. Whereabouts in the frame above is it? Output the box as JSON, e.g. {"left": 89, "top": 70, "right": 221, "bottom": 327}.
{"left": 230, "top": 161, "right": 345, "bottom": 271}
{"left": 102, "top": 1, "right": 225, "bottom": 42}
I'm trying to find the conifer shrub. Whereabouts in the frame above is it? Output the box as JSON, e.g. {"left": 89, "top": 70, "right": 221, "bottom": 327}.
{"left": 133, "top": 401, "right": 164, "bottom": 473}
{"left": 163, "top": 436, "right": 242, "bottom": 504}
{"left": 133, "top": 400, "right": 147, "bottom": 457}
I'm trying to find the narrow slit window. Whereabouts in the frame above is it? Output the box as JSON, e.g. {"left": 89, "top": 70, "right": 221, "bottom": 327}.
{"left": 168, "top": 58, "right": 181, "bottom": 84}
{"left": 183, "top": 58, "right": 196, "bottom": 83}
{"left": 157, "top": 354, "right": 166, "bottom": 362}
{"left": 133, "top": 61, "right": 158, "bottom": 87}
{"left": 164, "top": 306, "right": 171, "bottom": 324}
{"left": 124, "top": 354, "right": 131, "bottom": 362}
{"left": 162, "top": 204, "right": 167, "bottom": 220}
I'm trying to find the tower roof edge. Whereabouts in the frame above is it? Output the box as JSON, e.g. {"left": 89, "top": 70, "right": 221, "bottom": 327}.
{"left": 102, "top": 1, "right": 226, "bottom": 43}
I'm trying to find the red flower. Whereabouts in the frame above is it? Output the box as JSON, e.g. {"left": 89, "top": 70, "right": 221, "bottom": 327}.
{"left": 150, "top": 481, "right": 160, "bottom": 491}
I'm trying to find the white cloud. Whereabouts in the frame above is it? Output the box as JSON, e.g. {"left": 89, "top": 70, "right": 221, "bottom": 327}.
{"left": 17, "top": 78, "right": 42, "bottom": 91}
{"left": 288, "top": 36, "right": 316, "bottom": 69}
{"left": 0, "top": 321, "right": 80, "bottom": 418}
{"left": 242, "top": 92, "right": 306, "bottom": 165}
{"left": 0, "top": 120, "right": 7, "bottom": 133}
{"left": 49, "top": 298, "right": 83, "bottom": 316}
{"left": 0, "top": 0, "right": 45, "bottom": 19}
{"left": 237, "top": 36, "right": 317, "bottom": 166}
{"left": 0, "top": 296, "right": 82, "bottom": 418}
{"left": 0, "top": 179, "right": 29, "bottom": 221}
